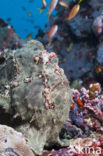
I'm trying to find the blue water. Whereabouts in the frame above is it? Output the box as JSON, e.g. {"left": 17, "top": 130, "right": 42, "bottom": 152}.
{"left": 0, "top": 0, "right": 52, "bottom": 39}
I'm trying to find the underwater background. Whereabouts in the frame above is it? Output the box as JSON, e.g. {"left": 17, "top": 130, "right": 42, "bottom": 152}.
{"left": 0, "top": 0, "right": 53, "bottom": 39}
{"left": 0, "top": 0, "right": 103, "bottom": 155}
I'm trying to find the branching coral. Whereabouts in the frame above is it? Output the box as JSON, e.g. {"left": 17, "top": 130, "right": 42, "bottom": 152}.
{"left": 71, "top": 82, "right": 103, "bottom": 134}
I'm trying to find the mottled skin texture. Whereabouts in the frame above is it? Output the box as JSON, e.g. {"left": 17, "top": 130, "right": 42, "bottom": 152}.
{"left": 0, "top": 40, "right": 72, "bottom": 155}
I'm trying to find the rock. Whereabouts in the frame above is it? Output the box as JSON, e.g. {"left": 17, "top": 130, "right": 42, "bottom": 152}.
{"left": 0, "top": 19, "right": 23, "bottom": 50}
{"left": 97, "top": 43, "right": 103, "bottom": 64}
{"left": 42, "top": 133, "right": 103, "bottom": 156}
{"left": 89, "top": 0, "right": 103, "bottom": 11}
{"left": 0, "top": 40, "right": 72, "bottom": 155}
{"left": 95, "top": 43, "right": 103, "bottom": 78}
{"left": 0, "top": 124, "right": 34, "bottom": 156}
{"left": 69, "top": 16, "right": 93, "bottom": 38}
{"left": 59, "top": 42, "right": 96, "bottom": 80}
{"left": 92, "top": 14, "right": 103, "bottom": 36}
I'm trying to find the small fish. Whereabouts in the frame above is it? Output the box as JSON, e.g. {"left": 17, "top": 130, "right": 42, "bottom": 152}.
{"left": 48, "top": 25, "right": 58, "bottom": 39}
{"left": 38, "top": 0, "right": 47, "bottom": 13}
{"left": 67, "top": 4, "right": 80, "bottom": 21}
{"left": 42, "top": 0, "right": 47, "bottom": 8}
{"left": 76, "top": 97, "right": 84, "bottom": 108}
{"left": 30, "top": 116, "right": 35, "bottom": 123}
{"left": 26, "top": 32, "right": 33, "bottom": 39}
{"left": 70, "top": 104, "right": 75, "bottom": 110}
{"left": 22, "top": 6, "right": 26, "bottom": 11}
{"left": 28, "top": 12, "right": 32, "bottom": 17}
{"left": 66, "top": 42, "right": 73, "bottom": 52}
{"left": 48, "top": 0, "right": 58, "bottom": 16}
{"left": 59, "top": 1, "right": 68, "bottom": 8}
{"left": 7, "top": 17, "right": 11, "bottom": 22}
{"left": 78, "top": 0, "right": 83, "bottom": 4}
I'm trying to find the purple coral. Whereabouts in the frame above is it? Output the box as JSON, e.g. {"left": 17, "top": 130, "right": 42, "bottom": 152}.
{"left": 42, "top": 133, "right": 103, "bottom": 156}
{"left": 70, "top": 83, "right": 103, "bottom": 134}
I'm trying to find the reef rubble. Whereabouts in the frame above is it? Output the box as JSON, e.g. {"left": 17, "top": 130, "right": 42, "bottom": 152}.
{"left": 0, "top": 124, "right": 34, "bottom": 156}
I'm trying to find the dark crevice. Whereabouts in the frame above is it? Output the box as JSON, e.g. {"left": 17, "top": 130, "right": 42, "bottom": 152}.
{"left": 0, "top": 57, "right": 5, "bottom": 65}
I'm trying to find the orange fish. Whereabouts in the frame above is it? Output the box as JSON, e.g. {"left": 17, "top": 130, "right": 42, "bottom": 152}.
{"left": 26, "top": 32, "right": 33, "bottom": 39}
{"left": 48, "top": 0, "right": 58, "bottom": 16}
{"left": 39, "top": 0, "right": 47, "bottom": 13}
{"left": 28, "top": 12, "right": 32, "bottom": 17}
{"left": 67, "top": 4, "right": 80, "bottom": 21}
{"left": 59, "top": 1, "right": 68, "bottom": 8}
{"left": 70, "top": 104, "right": 75, "bottom": 110}
{"left": 42, "top": 0, "right": 47, "bottom": 8}
{"left": 48, "top": 25, "right": 58, "bottom": 39}
{"left": 76, "top": 97, "right": 84, "bottom": 108}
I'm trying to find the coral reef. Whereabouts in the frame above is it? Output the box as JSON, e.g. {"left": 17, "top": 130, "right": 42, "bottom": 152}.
{"left": 42, "top": 133, "right": 103, "bottom": 156}
{"left": 37, "top": 0, "right": 101, "bottom": 81}
{"left": 97, "top": 43, "right": 103, "bottom": 64}
{"left": 42, "top": 82, "right": 103, "bottom": 155}
{"left": 0, "top": 19, "right": 23, "bottom": 50}
{"left": 0, "top": 40, "right": 72, "bottom": 155}
{"left": 0, "top": 0, "right": 103, "bottom": 155}
{"left": 58, "top": 82, "right": 103, "bottom": 150}
{"left": 0, "top": 124, "right": 34, "bottom": 156}
{"left": 70, "top": 82, "right": 103, "bottom": 134}
{"left": 92, "top": 14, "right": 103, "bottom": 36}
{"left": 95, "top": 43, "right": 103, "bottom": 79}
